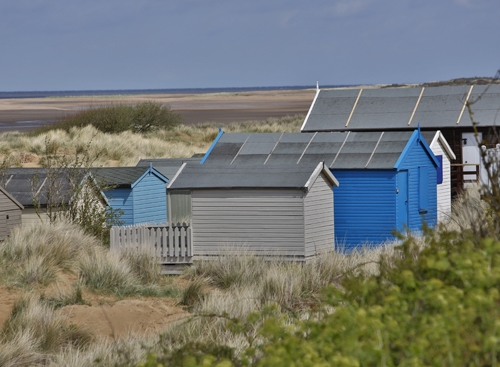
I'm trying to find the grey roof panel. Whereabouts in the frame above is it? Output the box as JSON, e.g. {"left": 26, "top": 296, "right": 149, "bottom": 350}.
{"left": 302, "top": 85, "right": 500, "bottom": 131}
{"left": 218, "top": 133, "right": 251, "bottom": 143}
{"left": 331, "top": 153, "right": 372, "bottom": 169}
{"left": 305, "top": 89, "right": 361, "bottom": 131}
{"left": 240, "top": 142, "right": 277, "bottom": 155}
{"left": 209, "top": 142, "right": 245, "bottom": 157}
{"left": 91, "top": 167, "right": 149, "bottom": 187}
{"left": 231, "top": 154, "right": 268, "bottom": 166}
{"left": 265, "top": 154, "right": 304, "bottom": 165}
{"left": 4, "top": 168, "right": 84, "bottom": 206}
{"left": 458, "top": 85, "right": 500, "bottom": 126}
{"left": 136, "top": 158, "right": 200, "bottom": 179}
{"left": 380, "top": 131, "right": 414, "bottom": 142}
{"left": 170, "top": 163, "right": 324, "bottom": 190}
{"left": 279, "top": 133, "right": 315, "bottom": 143}
{"left": 366, "top": 153, "right": 402, "bottom": 169}
{"left": 273, "top": 142, "right": 310, "bottom": 154}
{"left": 299, "top": 154, "right": 337, "bottom": 166}
{"left": 374, "top": 141, "right": 408, "bottom": 153}
{"left": 408, "top": 86, "right": 470, "bottom": 127}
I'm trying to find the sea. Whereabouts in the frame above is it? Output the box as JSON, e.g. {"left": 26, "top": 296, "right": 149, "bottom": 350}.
{"left": 0, "top": 85, "right": 349, "bottom": 99}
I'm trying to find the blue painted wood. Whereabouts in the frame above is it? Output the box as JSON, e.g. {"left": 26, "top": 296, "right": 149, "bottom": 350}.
{"left": 103, "top": 167, "right": 168, "bottom": 226}
{"left": 133, "top": 170, "right": 167, "bottom": 224}
{"left": 397, "top": 136, "right": 438, "bottom": 231}
{"left": 105, "top": 188, "right": 134, "bottom": 225}
{"left": 436, "top": 155, "right": 443, "bottom": 184}
{"left": 396, "top": 170, "right": 408, "bottom": 230}
{"left": 332, "top": 170, "right": 397, "bottom": 251}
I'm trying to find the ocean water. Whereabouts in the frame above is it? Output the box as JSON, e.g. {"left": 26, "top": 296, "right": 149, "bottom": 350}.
{"left": 0, "top": 85, "right": 349, "bottom": 99}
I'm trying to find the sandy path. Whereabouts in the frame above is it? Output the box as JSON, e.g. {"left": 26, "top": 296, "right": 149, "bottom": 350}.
{"left": 0, "top": 89, "right": 316, "bottom": 132}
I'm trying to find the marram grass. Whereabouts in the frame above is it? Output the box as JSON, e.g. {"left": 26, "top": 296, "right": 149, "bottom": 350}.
{"left": 0, "top": 115, "right": 305, "bottom": 167}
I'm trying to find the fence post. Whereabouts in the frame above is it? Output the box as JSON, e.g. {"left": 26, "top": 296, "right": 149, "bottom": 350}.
{"left": 110, "top": 227, "right": 116, "bottom": 252}
{"left": 168, "top": 224, "right": 174, "bottom": 257}
{"left": 187, "top": 226, "right": 192, "bottom": 256}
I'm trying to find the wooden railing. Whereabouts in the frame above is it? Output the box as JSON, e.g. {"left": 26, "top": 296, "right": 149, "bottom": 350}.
{"left": 110, "top": 223, "right": 192, "bottom": 264}
{"left": 451, "top": 163, "right": 480, "bottom": 193}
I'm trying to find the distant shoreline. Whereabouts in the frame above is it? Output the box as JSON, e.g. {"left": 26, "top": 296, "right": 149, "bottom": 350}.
{"left": 0, "top": 85, "right": 352, "bottom": 100}
{"left": 0, "top": 88, "right": 317, "bottom": 133}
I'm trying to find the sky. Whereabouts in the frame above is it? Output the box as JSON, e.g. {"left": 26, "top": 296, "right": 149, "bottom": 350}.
{"left": 1, "top": 0, "right": 499, "bottom": 91}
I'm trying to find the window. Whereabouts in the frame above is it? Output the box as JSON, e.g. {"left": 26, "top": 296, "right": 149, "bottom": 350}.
{"left": 436, "top": 155, "right": 443, "bottom": 185}
{"left": 419, "top": 166, "right": 429, "bottom": 213}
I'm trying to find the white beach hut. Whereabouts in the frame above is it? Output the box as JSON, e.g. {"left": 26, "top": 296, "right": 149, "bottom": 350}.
{"left": 421, "top": 131, "right": 456, "bottom": 222}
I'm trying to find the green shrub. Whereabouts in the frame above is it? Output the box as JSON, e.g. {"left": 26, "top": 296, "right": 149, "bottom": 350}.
{"left": 32, "top": 102, "right": 183, "bottom": 135}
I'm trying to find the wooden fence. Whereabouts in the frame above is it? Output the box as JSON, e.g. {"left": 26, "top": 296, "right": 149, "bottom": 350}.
{"left": 110, "top": 223, "right": 192, "bottom": 264}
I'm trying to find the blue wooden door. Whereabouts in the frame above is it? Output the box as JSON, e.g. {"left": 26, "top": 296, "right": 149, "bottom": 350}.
{"left": 397, "top": 170, "right": 409, "bottom": 230}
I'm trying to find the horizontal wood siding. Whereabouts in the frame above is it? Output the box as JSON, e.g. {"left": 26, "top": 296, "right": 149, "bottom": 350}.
{"left": 0, "top": 193, "right": 20, "bottom": 211}
{"left": 304, "top": 173, "right": 334, "bottom": 257}
{"left": 191, "top": 189, "right": 305, "bottom": 257}
{"left": 133, "top": 172, "right": 167, "bottom": 224}
{"left": 22, "top": 208, "right": 50, "bottom": 227}
{"left": 105, "top": 188, "right": 134, "bottom": 225}
{"left": 0, "top": 192, "right": 22, "bottom": 240}
{"left": 431, "top": 140, "right": 452, "bottom": 222}
{"left": 0, "top": 210, "right": 22, "bottom": 240}
{"left": 399, "top": 140, "right": 438, "bottom": 230}
{"left": 332, "top": 170, "right": 397, "bottom": 250}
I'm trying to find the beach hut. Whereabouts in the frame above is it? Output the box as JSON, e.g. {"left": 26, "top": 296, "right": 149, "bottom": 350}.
{"left": 421, "top": 131, "right": 457, "bottom": 222}
{"left": 136, "top": 157, "right": 201, "bottom": 223}
{"left": 0, "top": 186, "right": 23, "bottom": 240}
{"left": 199, "top": 130, "right": 439, "bottom": 250}
{"left": 167, "top": 161, "right": 339, "bottom": 260}
{"left": 3, "top": 168, "right": 106, "bottom": 226}
{"left": 91, "top": 166, "right": 169, "bottom": 225}
{"left": 301, "top": 84, "right": 500, "bottom": 194}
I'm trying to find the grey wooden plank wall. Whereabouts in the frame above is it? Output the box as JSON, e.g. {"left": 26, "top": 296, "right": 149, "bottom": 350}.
{"left": 191, "top": 189, "right": 306, "bottom": 257}
{"left": 304, "top": 173, "right": 335, "bottom": 257}
{"left": 0, "top": 192, "right": 22, "bottom": 241}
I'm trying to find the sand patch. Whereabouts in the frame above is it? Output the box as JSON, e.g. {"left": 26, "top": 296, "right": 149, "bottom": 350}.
{"left": 60, "top": 298, "right": 188, "bottom": 339}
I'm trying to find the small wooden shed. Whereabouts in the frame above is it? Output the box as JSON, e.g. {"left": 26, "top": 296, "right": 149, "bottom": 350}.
{"left": 136, "top": 157, "right": 201, "bottom": 223}
{"left": 3, "top": 168, "right": 103, "bottom": 226}
{"left": 0, "top": 186, "right": 23, "bottom": 240}
{"left": 167, "top": 162, "right": 339, "bottom": 260}
{"left": 199, "top": 130, "right": 439, "bottom": 250}
{"left": 421, "top": 131, "right": 456, "bottom": 222}
{"left": 92, "top": 166, "right": 169, "bottom": 225}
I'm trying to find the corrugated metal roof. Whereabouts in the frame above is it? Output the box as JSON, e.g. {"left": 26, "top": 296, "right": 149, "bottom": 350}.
{"left": 302, "top": 85, "right": 500, "bottom": 132}
{"left": 136, "top": 158, "right": 200, "bottom": 179}
{"left": 169, "top": 162, "right": 329, "bottom": 190}
{"left": 3, "top": 168, "right": 86, "bottom": 206}
{"left": 91, "top": 167, "right": 168, "bottom": 187}
{"left": 200, "top": 131, "right": 416, "bottom": 170}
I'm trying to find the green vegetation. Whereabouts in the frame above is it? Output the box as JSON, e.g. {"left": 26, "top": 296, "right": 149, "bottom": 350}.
{"left": 32, "top": 101, "right": 184, "bottom": 135}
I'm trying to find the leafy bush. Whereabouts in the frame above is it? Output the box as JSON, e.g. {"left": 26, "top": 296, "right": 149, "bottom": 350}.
{"left": 32, "top": 102, "right": 183, "bottom": 135}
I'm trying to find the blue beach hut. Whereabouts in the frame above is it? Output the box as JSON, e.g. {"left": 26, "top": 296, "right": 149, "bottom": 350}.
{"left": 92, "top": 166, "right": 169, "bottom": 225}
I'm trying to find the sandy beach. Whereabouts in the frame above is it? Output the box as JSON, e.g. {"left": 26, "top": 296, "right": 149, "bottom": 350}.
{"left": 0, "top": 89, "right": 316, "bottom": 132}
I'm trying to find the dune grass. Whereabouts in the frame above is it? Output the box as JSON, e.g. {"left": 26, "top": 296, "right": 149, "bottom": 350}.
{"left": 0, "top": 115, "right": 305, "bottom": 167}
{"left": 0, "top": 220, "right": 180, "bottom": 298}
